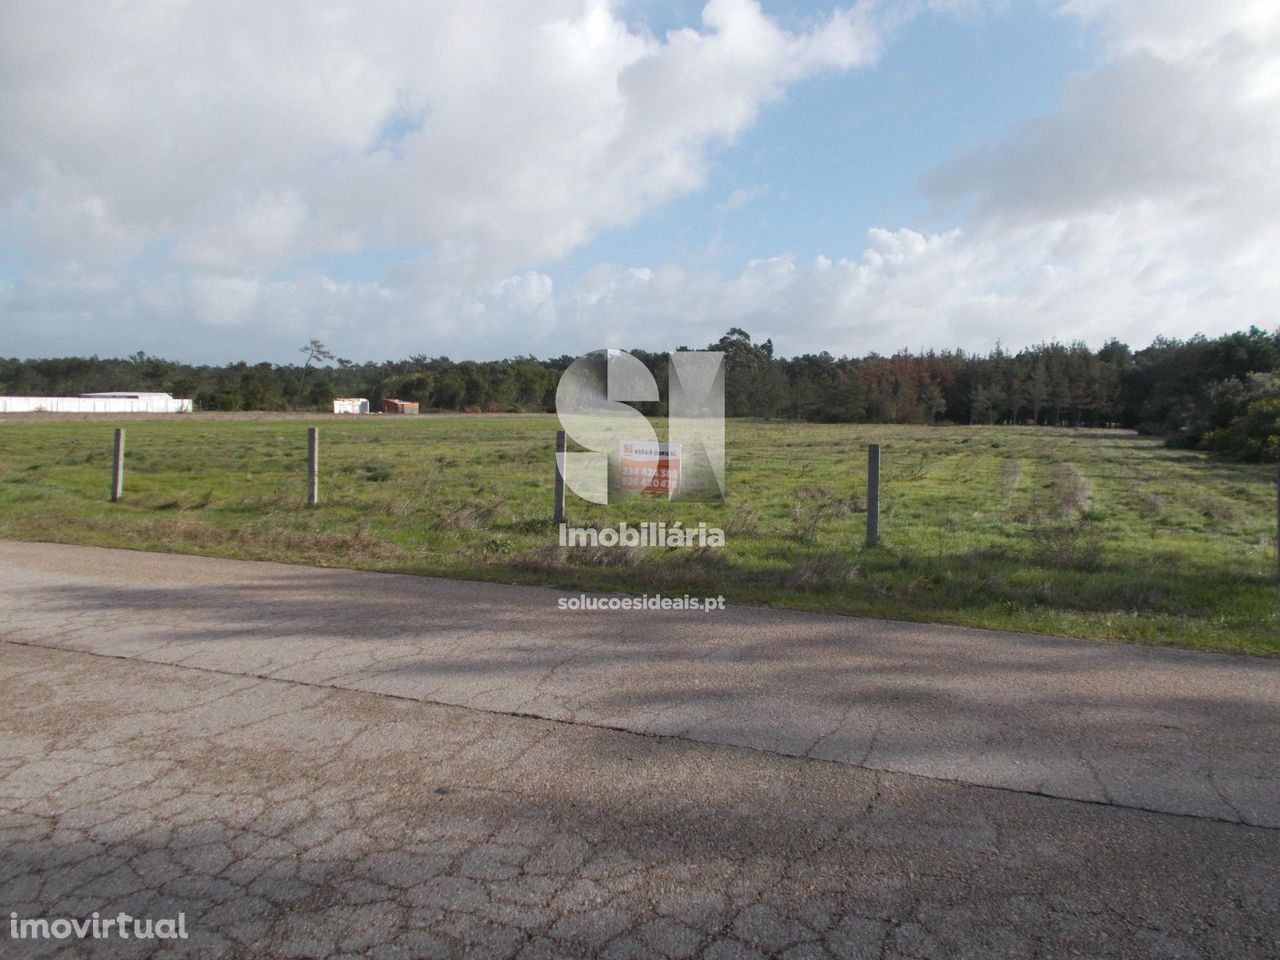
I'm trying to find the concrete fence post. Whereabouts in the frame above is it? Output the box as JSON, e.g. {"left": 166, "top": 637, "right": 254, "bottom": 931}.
{"left": 1275, "top": 462, "right": 1279, "bottom": 583}
{"left": 866, "top": 443, "right": 880, "bottom": 547}
{"left": 554, "top": 429, "right": 566, "bottom": 525}
{"left": 306, "top": 427, "right": 319, "bottom": 507}
{"left": 111, "top": 428, "right": 125, "bottom": 502}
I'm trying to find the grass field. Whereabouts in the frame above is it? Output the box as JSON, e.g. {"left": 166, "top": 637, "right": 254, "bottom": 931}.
{"left": 1, "top": 413, "right": 1276, "bottom": 656}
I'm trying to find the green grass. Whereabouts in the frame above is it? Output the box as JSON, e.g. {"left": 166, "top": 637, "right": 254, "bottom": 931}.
{"left": 2, "top": 414, "right": 1277, "bottom": 656}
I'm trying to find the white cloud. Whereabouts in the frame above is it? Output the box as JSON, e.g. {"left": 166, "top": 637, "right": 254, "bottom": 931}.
{"left": 889, "top": 0, "right": 1280, "bottom": 351}
{"left": 3, "top": 209, "right": 1273, "bottom": 363}
{"left": 2, "top": 1, "right": 1278, "bottom": 362}
{"left": 0, "top": 0, "right": 879, "bottom": 284}
{"left": 716, "top": 184, "right": 769, "bottom": 213}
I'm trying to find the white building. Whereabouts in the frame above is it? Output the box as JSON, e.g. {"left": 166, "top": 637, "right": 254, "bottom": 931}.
{"left": 0, "top": 392, "right": 192, "bottom": 414}
{"left": 333, "top": 397, "right": 370, "bottom": 414}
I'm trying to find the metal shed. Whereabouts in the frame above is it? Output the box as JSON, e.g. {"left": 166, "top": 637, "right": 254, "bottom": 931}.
{"left": 382, "top": 399, "right": 419, "bottom": 414}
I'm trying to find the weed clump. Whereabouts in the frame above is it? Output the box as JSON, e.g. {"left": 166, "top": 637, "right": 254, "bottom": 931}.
{"left": 441, "top": 504, "right": 496, "bottom": 530}
{"left": 786, "top": 551, "right": 859, "bottom": 591}
{"left": 1026, "top": 518, "right": 1104, "bottom": 571}
{"left": 1000, "top": 459, "right": 1024, "bottom": 495}
{"left": 790, "top": 485, "right": 862, "bottom": 540}
{"left": 1052, "top": 463, "right": 1092, "bottom": 519}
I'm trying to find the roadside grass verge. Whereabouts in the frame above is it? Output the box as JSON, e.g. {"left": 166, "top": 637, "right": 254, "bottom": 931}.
{"left": 1, "top": 415, "right": 1275, "bottom": 656}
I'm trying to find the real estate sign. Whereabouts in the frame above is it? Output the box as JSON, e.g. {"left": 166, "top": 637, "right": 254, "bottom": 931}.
{"left": 619, "top": 441, "right": 681, "bottom": 495}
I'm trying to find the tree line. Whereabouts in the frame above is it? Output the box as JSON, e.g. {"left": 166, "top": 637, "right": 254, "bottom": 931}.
{"left": 2, "top": 327, "right": 1277, "bottom": 461}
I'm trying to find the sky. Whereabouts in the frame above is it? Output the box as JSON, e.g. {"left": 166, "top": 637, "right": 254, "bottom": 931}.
{"left": 1, "top": 0, "right": 1278, "bottom": 363}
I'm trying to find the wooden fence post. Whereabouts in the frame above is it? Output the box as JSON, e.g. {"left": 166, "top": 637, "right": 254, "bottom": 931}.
{"left": 554, "top": 429, "right": 566, "bottom": 524}
{"left": 110, "top": 428, "right": 125, "bottom": 502}
{"left": 866, "top": 443, "right": 880, "bottom": 547}
{"left": 1275, "top": 462, "right": 1279, "bottom": 583}
{"left": 306, "top": 427, "right": 319, "bottom": 507}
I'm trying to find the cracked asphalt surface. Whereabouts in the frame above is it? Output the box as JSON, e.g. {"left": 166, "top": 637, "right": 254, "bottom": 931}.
{"left": 1, "top": 541, "right": 1278, "bottom": 958}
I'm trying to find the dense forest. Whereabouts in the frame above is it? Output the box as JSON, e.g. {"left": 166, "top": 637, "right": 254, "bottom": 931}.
{"left": 3, "top": 327, "right": 1278, "bottom": 461}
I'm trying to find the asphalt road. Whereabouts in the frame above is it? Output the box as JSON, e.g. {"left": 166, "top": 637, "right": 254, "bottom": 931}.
{"left": 1, "top": 540, "right": 1278, "bottom": 958}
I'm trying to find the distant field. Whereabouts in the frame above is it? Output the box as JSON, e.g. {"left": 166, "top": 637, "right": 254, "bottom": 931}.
{"left": 1, "top": 413, "right": 1276, "bottom": 656}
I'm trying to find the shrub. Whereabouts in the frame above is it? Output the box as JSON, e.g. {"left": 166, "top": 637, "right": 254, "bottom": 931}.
{"left": 1204, "top": 395, "right": 1280, "bottom": 462}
